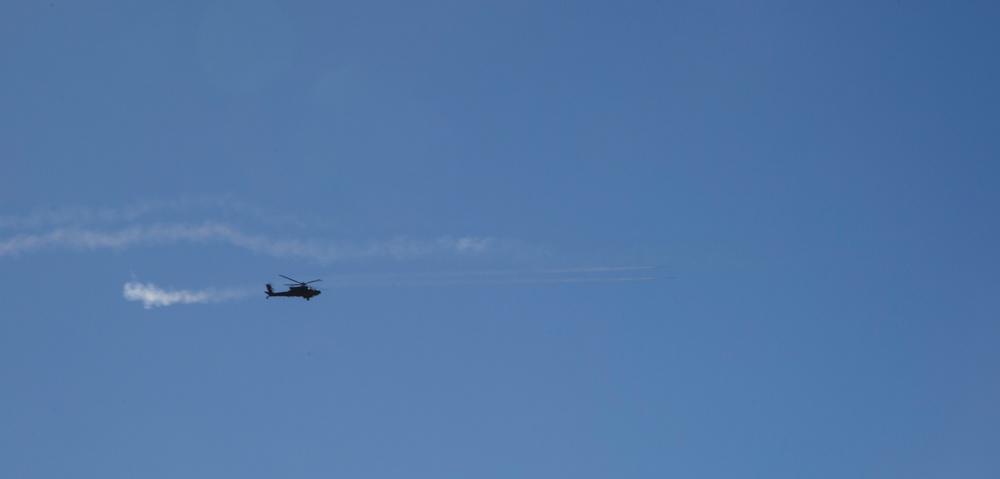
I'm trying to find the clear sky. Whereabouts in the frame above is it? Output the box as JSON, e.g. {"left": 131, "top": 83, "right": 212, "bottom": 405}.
{"left": 3, "top": 1, "right": 999, "bottom": 477}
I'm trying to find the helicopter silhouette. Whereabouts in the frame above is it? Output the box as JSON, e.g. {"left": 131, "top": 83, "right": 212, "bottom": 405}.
{"left": 265, "top": 275, "right": 322, "bottom": 300}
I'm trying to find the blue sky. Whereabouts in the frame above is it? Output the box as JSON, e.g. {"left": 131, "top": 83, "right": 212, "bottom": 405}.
{"left": 3, "top": 1, "right": 999, "bottom": 477}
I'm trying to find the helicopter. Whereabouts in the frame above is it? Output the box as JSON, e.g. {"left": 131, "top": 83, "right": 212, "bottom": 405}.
{"left": 266, "top": 275, "right": 322, "bottom": 300}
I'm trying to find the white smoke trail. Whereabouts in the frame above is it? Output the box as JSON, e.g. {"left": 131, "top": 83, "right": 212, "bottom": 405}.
{"left": 0, "top": 196, "right": 316, "bottom": 230}
{"left": 0, "top": 222, "right": 504, "bottom": 263}
{"left": 123, "top": 282, "right": 255, "bottom": 309}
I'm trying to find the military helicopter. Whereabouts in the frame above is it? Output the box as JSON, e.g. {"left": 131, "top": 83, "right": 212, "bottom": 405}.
{"left": 266, "top": 275, "right": 322, "bottom": 300}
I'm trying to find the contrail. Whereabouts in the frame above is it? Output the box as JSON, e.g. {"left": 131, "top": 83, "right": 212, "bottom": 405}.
{"left": 323, "top": 266, "right": 670, "bottom": 287}
{"left": 123, "top": 282, "right": 255, "bottom": 309}
{"left": 537, "top": 265, "right": 666, "bottom": 274}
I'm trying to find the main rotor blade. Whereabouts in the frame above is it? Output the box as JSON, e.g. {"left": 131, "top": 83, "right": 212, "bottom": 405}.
{"left": 279, "top": 274, "right": 300, "bottom": 284}
{"left": 304, "top": 279, "right": 322, "bottom": 284}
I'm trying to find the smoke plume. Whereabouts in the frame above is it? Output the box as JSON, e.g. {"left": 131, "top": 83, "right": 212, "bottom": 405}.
{"left": 123, "top": 281, "right": 254, "bottom": 309}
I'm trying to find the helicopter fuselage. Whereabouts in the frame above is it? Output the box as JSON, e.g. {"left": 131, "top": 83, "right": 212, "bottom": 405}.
{"left": 266, "top": 283, "right": 321, "bottom": 300}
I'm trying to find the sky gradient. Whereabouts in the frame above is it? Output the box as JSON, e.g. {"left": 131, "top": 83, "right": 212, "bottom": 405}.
{"left": 3, "top": 1, "right": 1000, "bottom": 477}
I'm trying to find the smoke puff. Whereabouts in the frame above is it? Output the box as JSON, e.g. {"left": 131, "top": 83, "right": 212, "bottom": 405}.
{"left": 123, "top": 282, "right": 251, "bottom": 309}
